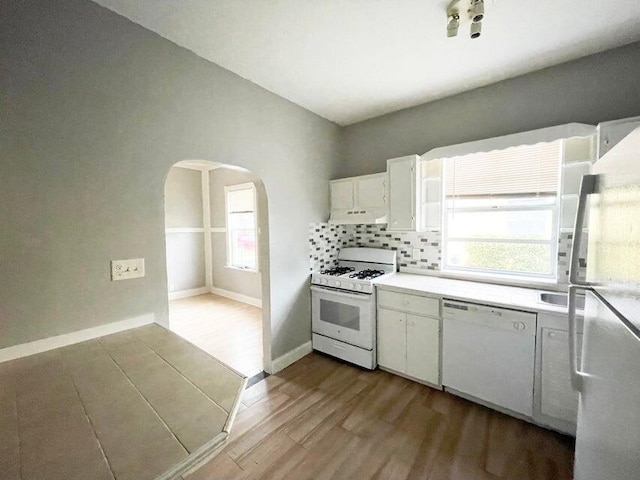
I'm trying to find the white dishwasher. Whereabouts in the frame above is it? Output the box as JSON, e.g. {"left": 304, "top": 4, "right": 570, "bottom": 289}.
{"left": 442, "top": 300, "right": 537, "bottom": 417}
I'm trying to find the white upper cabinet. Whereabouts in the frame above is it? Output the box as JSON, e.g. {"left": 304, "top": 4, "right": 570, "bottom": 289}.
{"left": 420, "top": 158, "right": 442, "bottom": 231}
{"left": 330, "top": 178, "right": 354, "bottom": 210}
{"left": 355, "top": 174, "right": 386, "bottom": 209}
{"left": 387, "top": 155, "right": 420, "bottom": 231}
{"left": 597, "top": 116, "right": 640, "bottom": 158}
{"left": 329, "top": 173, "right": 387, "bottom": 224}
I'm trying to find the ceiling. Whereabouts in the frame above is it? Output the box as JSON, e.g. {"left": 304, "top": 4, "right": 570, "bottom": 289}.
{"left": 92, "top": 0, "right": 640, "bottom": 126}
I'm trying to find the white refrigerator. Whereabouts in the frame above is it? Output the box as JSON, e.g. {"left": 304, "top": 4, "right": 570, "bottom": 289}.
{"left": 569, "top": 121, "right": 640, "bottom": 479}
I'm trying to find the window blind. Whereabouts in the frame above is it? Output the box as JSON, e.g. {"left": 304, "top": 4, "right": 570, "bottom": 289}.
{"left": 444, "top": 140, "right": 562, "bottom": 197}
{"left": 227, "top": 187, "right": 254, "bottom": 213}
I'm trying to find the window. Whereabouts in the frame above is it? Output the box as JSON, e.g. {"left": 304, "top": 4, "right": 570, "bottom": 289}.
{"left": 225, "top": 183, "right": 258, "bottom": 271}
{"left": 442, "top": 141, "right": 562, "bottom": 280}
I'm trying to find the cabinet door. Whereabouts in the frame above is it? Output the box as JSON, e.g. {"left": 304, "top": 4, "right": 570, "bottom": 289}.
{"left": 406, "top": 314, "right": 440, "bottom": 385}
{"left": 388, "top": 157, "right": 415, "bottom": 230}
{"left": 355, "top": 174, "right": 386, "bottom": 209}
{"left": 377, "top": 308, "right": 406, "bottom": 373}
{"left": 540, "top": 328, "right": 581, "bottom": 424}
{"left": 330, "top": 179, "right": 354, "bottom": 210}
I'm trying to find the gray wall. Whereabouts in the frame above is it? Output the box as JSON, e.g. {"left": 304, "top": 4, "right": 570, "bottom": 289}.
{"left": 164, "top": 167, "right": 205, "bottom": 293}
{"left": 1, "top": 0, "right": 340, "bottom": 361}
{"left": 340, "top": 41, "right": 640, "bottom": 177}
{"left": 166, "top": 233, "right": 206, "bottom": 292}
{"left": 164, "top": 167, "right": 203, "bottom": 228}
{"left": 210, "top": 168, "right": 262, "bottom": 300}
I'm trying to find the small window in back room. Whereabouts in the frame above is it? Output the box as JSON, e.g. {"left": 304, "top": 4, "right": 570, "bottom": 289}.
{"left": 225, "top": 183, "right": 258, "bottom": 271}
{"left": 442, "top": 140, "right": 562, "bottom": 280}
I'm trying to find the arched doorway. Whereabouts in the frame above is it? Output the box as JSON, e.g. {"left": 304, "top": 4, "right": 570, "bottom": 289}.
{"left": 163, "top": 159, "right": 270, "bottom": 378}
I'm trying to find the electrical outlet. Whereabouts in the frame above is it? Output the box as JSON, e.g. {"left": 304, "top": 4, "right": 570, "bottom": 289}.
{"left": 412, "top": 248, "right": 421, "bottom": 261}
{"left": 111, "top": 258, "right": 145, "bottom": 281}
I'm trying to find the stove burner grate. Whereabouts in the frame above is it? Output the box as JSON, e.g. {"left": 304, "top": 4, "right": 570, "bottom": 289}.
{"left": 349, "top": 269, "right": 385, "bottom": 280}
{"left": 320, "top": 266, "right": 355, "bottom": 276}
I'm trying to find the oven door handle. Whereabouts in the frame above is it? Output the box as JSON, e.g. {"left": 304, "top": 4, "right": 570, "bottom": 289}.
{"left": 310, "top": 285, "right": 371, "bottom": 300}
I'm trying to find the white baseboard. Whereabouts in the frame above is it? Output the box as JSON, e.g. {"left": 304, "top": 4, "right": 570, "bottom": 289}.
{"left": 270, "top": 341, "right": 313, "bottom": 374}
{"left": 0, "top": 314, "right": 155, "bottom": 364}
{"left": 168, "top": 286, "right": 210, "bottom": 301}
{"left": 210, "top": 287, "right": 262, "bottom": 308}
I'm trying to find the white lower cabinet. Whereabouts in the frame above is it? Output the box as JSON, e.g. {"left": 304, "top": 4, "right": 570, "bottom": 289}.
{"left": 540, "top": 328, "right": 580, "bottom": 423}
{"left": 533, "top": 312, "right": 583, "bottom": 435}
{"left": 378, "top": 308, "right": 406, "bottom": 373}
{"left": 377, "top": 289, "right": 441, "bottom": 386}
{"left": 375, "top": 284, "right": 583, "bottom": 436}
{"left": 406, "top": 314, "right": 440, "bottom": 384}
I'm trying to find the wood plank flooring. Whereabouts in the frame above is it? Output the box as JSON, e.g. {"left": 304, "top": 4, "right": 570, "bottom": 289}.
{"left": 169, "top": 294, "right": 263, "bottom": 377}
{"left": 186, "top": 353, "right": 575, "bottom": 480}
{"left": 0, "top": 324, "right": 245, "bottom": 480}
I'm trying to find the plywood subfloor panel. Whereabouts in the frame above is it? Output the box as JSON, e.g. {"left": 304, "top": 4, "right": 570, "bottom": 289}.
{"left": 186, "top": 353, "right": 575, "bottom": 480}
{"left": 0, "top": 324, "right": 245, "bottom": 480}
{"left": 169, "top": 293, "right": 263, "bottom": 377}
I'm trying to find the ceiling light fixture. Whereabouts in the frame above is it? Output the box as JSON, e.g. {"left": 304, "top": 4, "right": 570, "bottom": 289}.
{"left": 470, "top": 21, "right": 482, "bottom": 39}
{"left": 447, "top": 12, "right": 460, "bottom": 37}
{"left": 446, "top": 0, "right": 485, "bottom": 39}
{"left": 470, "top": 0, "right": 484, "bottom": 23}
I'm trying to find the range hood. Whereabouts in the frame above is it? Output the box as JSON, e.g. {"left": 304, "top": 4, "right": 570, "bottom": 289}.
{"left": 328, "top": 208, "right": 388, "bottom": 225}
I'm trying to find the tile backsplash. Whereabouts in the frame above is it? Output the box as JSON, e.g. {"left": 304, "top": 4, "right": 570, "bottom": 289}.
{"left": 309, "top": 223, "right": 349, "bottom": 273}
{"left": 309, "top": 223, "right": 441, "bottom": 273}
{"left": 557, "top": 230, "right": 588, "bottom": 284}
{"left": 309, "top": 223, "right": 587, "bottom": 285}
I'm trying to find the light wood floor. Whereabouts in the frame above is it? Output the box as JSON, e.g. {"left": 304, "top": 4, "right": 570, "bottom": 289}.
{"left": 170, "top": 294, "right": 263, "bottom": 378}
{"left": 0, "top": 324, "right": 245, "bottom": 480}
{"left": 186, "top": 353, "right": 575, "bottom": 480}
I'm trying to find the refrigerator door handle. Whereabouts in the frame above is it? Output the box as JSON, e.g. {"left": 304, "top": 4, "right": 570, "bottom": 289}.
{"left": 569, "top": 174, "right": 599, "bottom": 286}
{"left": 568, "top": 285, "right": 588, "bottom": 392}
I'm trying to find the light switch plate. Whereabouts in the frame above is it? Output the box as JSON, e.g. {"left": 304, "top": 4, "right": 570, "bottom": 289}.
{"left": 111, "top": 258, "right": 145, "bottom": 281}
{"left": 412, "top": 248, "right": 421, "bottom": 261}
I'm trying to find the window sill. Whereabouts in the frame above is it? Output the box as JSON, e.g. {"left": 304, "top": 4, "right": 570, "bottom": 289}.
{"left": 225, "top": 265, "right": 260, "bottom": 274}
{"left": 401, "top": 267, "right": 562, "bottom": 291}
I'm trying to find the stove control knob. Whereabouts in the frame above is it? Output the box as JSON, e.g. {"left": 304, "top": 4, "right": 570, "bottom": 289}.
{"left": 349, "top": 283, "right": 355, "bottom": 289}
{"left": 355, "top": 284, "right": 363, "bottom": 291}
{"left": 322, "top": 278, "right": 328, "bottom": 285}
{"left": 335, "top": 281, "right": 341, "bottom": 287}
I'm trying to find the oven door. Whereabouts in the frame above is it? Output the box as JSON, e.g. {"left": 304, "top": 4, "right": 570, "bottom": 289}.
{"left": 311, "top": 285, "right": 375, "bottom": 350}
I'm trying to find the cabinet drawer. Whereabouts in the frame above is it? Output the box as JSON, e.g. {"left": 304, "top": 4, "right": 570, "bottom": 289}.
{"left": 312, "top": 334, "right": 374, "bottom": 370}
{"left": 378, "top": 289, "right": 439, "bottom": 317}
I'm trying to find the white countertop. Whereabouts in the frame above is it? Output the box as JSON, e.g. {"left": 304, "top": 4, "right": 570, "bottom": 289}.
{"left": 375, "top": 273, "right": 570, "bottom": 315}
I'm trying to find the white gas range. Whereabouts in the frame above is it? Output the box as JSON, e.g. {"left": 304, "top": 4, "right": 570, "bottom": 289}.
{"left": 310, "top": 247, "right": 397, "bottom": 369}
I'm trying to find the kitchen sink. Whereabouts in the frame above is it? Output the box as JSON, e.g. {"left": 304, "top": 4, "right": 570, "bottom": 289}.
{"left": 538, "top": 292, "right": 585, "bottom": 310}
